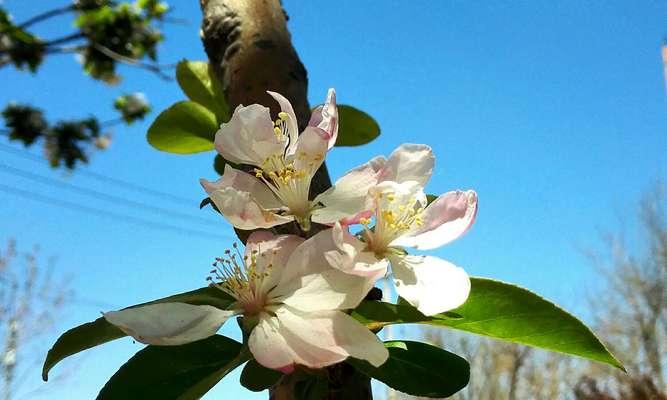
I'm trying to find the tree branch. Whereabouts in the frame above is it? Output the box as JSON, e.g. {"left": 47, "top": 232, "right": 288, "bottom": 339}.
{"left": 16, "top": 5, "right": 76, "bottom": 29}
{"left": 91, "top": 42, "right": 175, "bottom": 81}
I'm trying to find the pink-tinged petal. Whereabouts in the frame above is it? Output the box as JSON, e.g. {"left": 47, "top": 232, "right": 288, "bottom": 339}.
{"left": 267, "top": 91, "right": 299, "bottom": 156}
{"left": 311, "top": 159, "right": 384, "bottom": 225}
{"left": 208, "top": 186, "right": 294, "bottom": 230}
{"left": 201, "top": 165, "right": 282, "bottom": 209}
{"left": 276, "top": 307, "right": 388, "bottom": 368}
{"left": 292, "top": 127, "right": 328, "bottom": 179}
{"left": 379, "top": 144, "right": 434, "bottom": 186}
{"left": 326, "top": 223, "right": 389, "bottom": 279}
{"left": 245, "top": 231, "right": 304, "bottom": 293}
{"left": 215, "top": 104, "right": 283, "bottom": 167}
{"left": 103, "top": 303, "right": 235, "bottom": 346}
{"left": 390, "top": 254, "right": 470, "bottom": 316}
{"left": 275, "top": 269, "right": 370, "bottom": 312}
{"left": 249, "top": 314, "right": 301, "bottom": 372}
{"left": 308, "top": 88, "right": 338, "bottom": 150}
{"left": 392, "top": 190, "right": 477, "bottom": 250}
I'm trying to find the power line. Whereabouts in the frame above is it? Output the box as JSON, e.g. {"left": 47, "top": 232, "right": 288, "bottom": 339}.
{"left": 0, "top": 143, "right": 199, "bottom": 206}
{"left": 0, "top": 162, "right": 218, "bottom": 226}
{"left": 0, "top": 183, "right": 232, "bottom": 242}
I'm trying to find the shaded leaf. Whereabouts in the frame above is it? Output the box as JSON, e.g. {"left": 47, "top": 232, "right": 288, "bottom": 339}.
{"left": 353, "top": 278, "right": 624, "bottom": 370}
{"left": 335, "top": 105, "right": 380, "bottom": 147}
{"left": 97, "top": 335, "right": 246, "bottom": 399}
{"left": 348, "top": 340, "right": 469, "bottom": 398}
{"left": 176, "top": 60, "right": 229, "bottom": 122}
{"left": 42, "top": 286, "right": 233, "bottom": 381}
{"left": 147, "top": 101, "right": 217, "bottom": 154}
{"left": 240, "top": 359, "right": 282, "bottom": 392}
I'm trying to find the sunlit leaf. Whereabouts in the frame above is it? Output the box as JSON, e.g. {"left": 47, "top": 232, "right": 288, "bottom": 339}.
{"left": 176, "top": 60, "right": 229, "bottom": 122}
{"left": 353, "top": 278, "right": 624, "bottom": 370}
{"left": 147, "top": 101, "right": 217, "bottom": 154}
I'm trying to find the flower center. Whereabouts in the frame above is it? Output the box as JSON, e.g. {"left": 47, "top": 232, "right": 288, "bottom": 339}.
{"left": 208, "top": 243, "right": 275, "bottom": 315}
{"left": 251, "top": 113, "right": 323, "bottom": 230}
{"left": 360, "top": 190, "right": 424, "bottom": 255}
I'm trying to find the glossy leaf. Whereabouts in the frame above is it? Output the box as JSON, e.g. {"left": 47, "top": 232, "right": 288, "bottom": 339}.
{"left": 97, "top": 335, "right": 246, "bottom": 399}
{"left": 147, "top": 101, "right": 217, "bottom": 154}
{"left": 335, "top": 105, "right": 380, "bottom": 147}
{"left": 353, "top": 278, "right": 624, "bottom": 370}
{"left": 348, "top": 340, "right": 469, "bottom": 398}
{"left": 42, "top": 287, "right": 234, "bottom": 381}
{"left": 176, "top": 60, "right": 229, "bottom": 121}
{"left": 240, "top": 359, "right": 282, "bottom": 392}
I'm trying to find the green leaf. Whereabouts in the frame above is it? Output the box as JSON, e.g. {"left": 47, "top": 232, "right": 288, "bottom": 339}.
{"left": 240, "top": 359, "right": 282, "bottom": 392}
{"left": 353, "top": 278, "right": 624, "bottom": 370}
{"left": 426, "top": 193, "right": 438, "bottom": 205}
{"left": 147, "top": 101, "right": 217, "bottom": 154}
{"left": 176, "top": 60, "right": 229, "bottom": 121}
{"left": 335, "top": 105, "right": 380, "bottom": 147}
{"left": 42, "top": 287, "right": 234, "bottom": 381}
{"left": 97, "top": 335, "right": 247, "bottom": 400}
{"left": 348, "top": 340, "right": 469, "bottom": 398}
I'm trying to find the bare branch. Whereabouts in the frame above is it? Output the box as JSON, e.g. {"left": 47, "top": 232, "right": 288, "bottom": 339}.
{"left": 16, "top": 5, "right": 76, "bottom": 29}
{"left": 91, "top": 42, "right": 175, "bottom": 81}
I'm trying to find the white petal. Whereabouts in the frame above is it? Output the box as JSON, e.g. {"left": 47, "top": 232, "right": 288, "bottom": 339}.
{"left": 103, "top": 303, "right": 235, "bottom": 346}
{"left": 380, "top": 144, "right": 434, "bottom": 186}
{"left": 215, "top": 104, "right": 283, "bottom": 167}
{"left": 208, "top": 186, "right": 294, "bottom": 230}
{"left": 277, "top": 307, "right": 388, "bottom": 368}
{"left": 201, "top": 165, "right": 282, "bottom": 209}
{"left": 308, "top": 88, "right": 338, "bottom": 150}
{"left": 248, "top": 314, "right": 300, "bottom": 372}
{"left": 392, "top": 190, "right": 478, "bottom": 250}
{"left": 390, "top": 254, "right": 470, "bottom": 316}
{"left": 312, "top": 159, "right": 384, "bottom": 225}
{"left": 292, "top": 126, "right": 328, "bottom": 179}
{"left": 267, "top": 91, "right": 299, "bottom": 156}
{"left": 245, "top": 231, "right": 304, "bottom": 293}
{"left": 325, "top": 223, "right": 389, "bottom": 279}
{"left": 275, "top": 269, "right": 370, "bottom": 312}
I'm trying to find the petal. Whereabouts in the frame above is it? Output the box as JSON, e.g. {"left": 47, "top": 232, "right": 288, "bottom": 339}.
{"left": 325, "top": 223, "right": 389, "bottom": 279}
{"left": 308, "top": 88, "right": 338, "bottom": 150}
{"left": 311, "top": 158, "right": 384, "bottom": 225}
{"left": 201, "top": 165, "right": 282, "bottom": 209}
{"left": 278, "top": 307, "right": 388, "bottom": 368}
{"left": 267, "top": 91, "right": 299, "bottom": 156}
{"left": 390, "top": 254, "right": 470, "bottom": 316}
{"left": 249, "top": 314, "right": 300, "bottom": 372}
{"left": 208, "top": 186, "right": 294, "bottom": 230}
{"left": 245, "top": 231, "right": 304, "bottom": 293}
{"left": 380, "top": 144, "right": 434, "bottom": 186}
{"left": 275, "top": 269, "right": 371, "bottom": 312}
{"left": 391, "top": 190, "right": 478, "bottom": 250}
{"left": 292, "top": 126, "right": 328, "bottom": 179}
{"left": 215, "top": 104, "right": 283, "bottom": 166}
{"left": 103, "top": 303, "right": 235, "bottom": 346}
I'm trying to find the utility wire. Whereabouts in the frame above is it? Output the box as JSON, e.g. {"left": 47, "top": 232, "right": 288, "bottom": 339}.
{"left": 0, "top": 183, "right": 232, "bottom": 242}
{"left": 0, "top": 162, "right": 218, "bottom": 226}
{"left": 0, "top": 143, "right": 199, "bottom": 206}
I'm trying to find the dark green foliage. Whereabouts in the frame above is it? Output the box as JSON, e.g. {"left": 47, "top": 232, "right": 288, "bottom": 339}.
{"left": 240, "top": 360, "right": 282, "bottom": 392}
{"left": 97, "top": 335, "right": 245, "bottom": 399}
{"left": 0, "top": 8, "right": 45, "bottom": 71}
{"left": 2, "top": 104, "right": 48, "bottom": 145}
{"left": 114, "top": 93, "right": 151, "bottom": 123}
{"left": 349, "top": 341, "right": 470, "bottom": 398}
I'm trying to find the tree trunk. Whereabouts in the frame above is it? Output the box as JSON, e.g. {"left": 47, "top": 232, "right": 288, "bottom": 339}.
{"left": 198, "top": 1, "right": 371, "bottom": 398}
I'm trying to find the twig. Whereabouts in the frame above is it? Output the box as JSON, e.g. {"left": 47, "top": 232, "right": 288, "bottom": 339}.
{"left": 91, "top": 42, "right": 175, "bottom": 81}
{"left": 17, "top": 5, "right": 76, "bottom": 29}
{"left": 44, "top": 32, "right": 86, "bottom": 47}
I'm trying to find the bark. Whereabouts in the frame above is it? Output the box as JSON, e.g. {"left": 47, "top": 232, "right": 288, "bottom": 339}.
{"left": 199, "top": 0, "right": 330, "bottom": 197}
{"left": 198, "top": 1, "right": 371, "bottom": 399}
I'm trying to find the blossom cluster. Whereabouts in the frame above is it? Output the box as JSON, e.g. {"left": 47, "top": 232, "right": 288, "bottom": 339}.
{"left": 103, "top": 89, "right": 478, "bottom": 373}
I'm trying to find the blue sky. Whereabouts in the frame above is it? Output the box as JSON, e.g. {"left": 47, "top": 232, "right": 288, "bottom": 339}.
{"left": 1, "top": 1, "right": 666, "bottom": 398}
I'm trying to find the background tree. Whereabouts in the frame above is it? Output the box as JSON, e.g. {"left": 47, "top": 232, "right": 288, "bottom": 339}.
{"left": 0, "top": 0, "right": 168, "bottom": 169}
{"left": 0, "top": 240, "right": 72, "bottom": 400}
